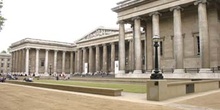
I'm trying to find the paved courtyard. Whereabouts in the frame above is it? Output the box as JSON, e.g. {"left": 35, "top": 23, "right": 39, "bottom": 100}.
{"left": 0, "top": 83, "right": 220, "bottom": 110}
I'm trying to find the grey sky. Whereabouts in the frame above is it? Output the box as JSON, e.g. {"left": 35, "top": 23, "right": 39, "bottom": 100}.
{"left": 0, "top": 0, "right": 121, "bottom": 51}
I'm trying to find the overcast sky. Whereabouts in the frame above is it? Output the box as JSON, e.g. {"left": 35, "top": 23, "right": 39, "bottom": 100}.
{"left": 0, "top": 0, "right": 121, "bottom": 51}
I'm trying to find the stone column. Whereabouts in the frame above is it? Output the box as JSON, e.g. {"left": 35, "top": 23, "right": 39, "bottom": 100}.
{"left": 44, "top": 49, "right": 49, "bottom": 75}
{"left": 35, "top": 48, "right": 40, "bottom": 75}
{"left": 95, "top": 45, "right": 100, "bottom": 73}
{"left": 62, "top": 51, "right": 66, "bottom": 74}
{"left": 15, "top": 51, "right": 18, "bottom": 73}
{"left": 19, "top": 50, "right": 22, "bottom": 73}
{"left": 128, "top": 40, "right": 134, "bottom": 73}
{"left": 170, "top": 6, "right": 184, "bottom": 73}
{"left": 25, "top": 48, "right": 30, "bottom": 75}
{"left": 82, "top": 48, "right": 87, "bottom": 74}
{"left": 110, "top": 42, "right": 115, "bottom": 74}
{"left": 133, "top": 16, "right": 142, "bottom": 74}
{"left": 17, "top": 50, "right": 21, "bottom": 73}
{"left": 11, "top": 52, "right": 14, "bottom": 73}
{"left": 89, "top": 47, "right": 94, "bottom": 74}
{"left": 150, "top": 12, "right": 161, "bottom": 70}
{"left": 77, "top": 49, "right": 82, "bottom": 73}
{"left": 53, "top": 50, "right": 58, "bottom": 74}
{"left": 195, "top": 0, "right": 211, "bottom": 73}
{"left": 74, "top": 51, "right": 78, "bottom": 74}
{"left": 22, "top": 49, "right": 26, "bottom": 73}
{"left": 103, "top": 44, "right": 107, "bottom": 73}
{"left": 70, "top": 52, "right": 73, "bottom": 74}
{"left": 118, "top": 21, "right": 125, "bottom": 74}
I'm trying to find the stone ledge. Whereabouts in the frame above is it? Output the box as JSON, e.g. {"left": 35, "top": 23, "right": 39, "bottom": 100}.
{"left": 6, "top": 81, "right": 123, "bottom": 96}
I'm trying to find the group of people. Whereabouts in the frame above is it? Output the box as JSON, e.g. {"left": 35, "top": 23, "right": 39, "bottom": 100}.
{"left": 55, "top": 73, "right": 70, "bottom": 80}
{"left": 0, "top": 77, "right": 6, "bottom": 82}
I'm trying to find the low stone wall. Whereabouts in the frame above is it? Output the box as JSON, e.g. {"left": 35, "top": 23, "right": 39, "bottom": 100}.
{"left": 6, "top": 81, "right": 123, "bottom": 96}
{"left": 116, "top": 73, "right": 220, "bottom": 79}
{"left": 147, "top": 80, "right": 220, "bottom": 101}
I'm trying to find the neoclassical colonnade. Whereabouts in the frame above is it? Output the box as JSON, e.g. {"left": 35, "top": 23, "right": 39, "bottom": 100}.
{"left": 116, "top": 0, "right": 211, "bottom": 74}
{"left": 11, "top": 48, "right": 75, "bottom": 75}
{"left": 75, "top": 43, "right": 118, "bottom": 74}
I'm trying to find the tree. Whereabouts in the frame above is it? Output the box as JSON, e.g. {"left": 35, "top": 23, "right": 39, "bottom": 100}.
{"left": 0, "top": 0, "right": 5, "bottom": 31}
{"left": 1, "top": 50, "right": 6, "bottom": 53}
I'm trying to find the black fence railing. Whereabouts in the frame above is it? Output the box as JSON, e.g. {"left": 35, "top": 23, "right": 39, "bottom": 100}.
{"left": 211, "top": 66, "right": 220, "bottom": 73}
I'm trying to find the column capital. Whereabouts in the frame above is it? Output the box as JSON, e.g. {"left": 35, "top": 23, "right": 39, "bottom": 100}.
{"left": 95, "top": 45, "right": 100, "bottom": 48}
{"left": 128, "top": 39, "right": 133, "bottom": 42}
{"left": 170, "top": 6, "right": 183, "bottom": 12}
{"left": 63, "top": 51, "right": 66, "bottom": 53}
{"left": 45, "top": 49, "right": 50, "bottom": 51}
{"left": 117, "top": 20, "right": 125, "bottom": 24}
{"left": 110, "top": 42, "right": 115, "bottom": 45}
{"left": 102, "top": 43, "right": 107, "bottom": 46}
{"left": 82, "top": 47, "right": 86, "bottom": 50}
{"left": 25, "top": 47, "right": 30, "bottom": 50}
{"left": 194, "top": 0, "right": 207, "bottom": 5}
{"left": 149, "top": 11, "right": 162, "bottom": 17}
{"left": 131, "top": 16, "right": 142, "bottom": 21}
{"left": 36, "top": 48, "right": 40, "bottom": 51}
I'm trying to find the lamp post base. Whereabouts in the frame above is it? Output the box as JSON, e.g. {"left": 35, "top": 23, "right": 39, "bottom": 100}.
{"left": 150, "top": 73, "right": 164, "bottom": 79}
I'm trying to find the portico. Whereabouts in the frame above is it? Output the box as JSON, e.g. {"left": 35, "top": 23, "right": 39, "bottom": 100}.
{"left": 112, "top": 0, "right": 220, "bottom": 75}
{"left": 10, "top": 38, "right": 75, "bottom": 76}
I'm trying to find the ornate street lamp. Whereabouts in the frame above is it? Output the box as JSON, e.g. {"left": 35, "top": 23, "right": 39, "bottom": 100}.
{"left": 150, "top": 35, "right": 164, "bottom": 79}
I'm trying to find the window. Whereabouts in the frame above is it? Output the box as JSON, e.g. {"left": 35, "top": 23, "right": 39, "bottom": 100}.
{"left": 41, "top": 60, "right": 44, "bottom": 67}
{"left": 7, "top": 63, "right": 10, "bottom": 67}
{"left": 1, "top": 59, "right": 3, "bottom": 61}
{"left": 0, "top": 70, "right": 3, "bottom": 73}
{"left": 196, "top": 36, "right": 200, "bottom": 55}
{"left": 7, "top": 59, "right": 10, "bottom": 61}
{"left": 160, "top": 41, "right": 163, "bottom": 56}
{"left": 142, "top": 56, "right": 145, "bottom": 65}
{"left": 1, "top": 63, "right": 3, "bottom": 67}
{"left": 193, "top": 32, "right": 200, "bottom": 56}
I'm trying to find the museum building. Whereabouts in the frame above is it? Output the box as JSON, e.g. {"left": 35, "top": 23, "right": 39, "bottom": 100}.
{"left": 0, "top": 53, "right": 11, "bottom": 74}
{"left": 9, "top": 0, "right": 220, "bottom": 78}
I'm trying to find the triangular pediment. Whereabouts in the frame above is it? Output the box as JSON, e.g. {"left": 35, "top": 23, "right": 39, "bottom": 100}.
{"left": 77, "top": 26, "right": 119, "bottom": 42}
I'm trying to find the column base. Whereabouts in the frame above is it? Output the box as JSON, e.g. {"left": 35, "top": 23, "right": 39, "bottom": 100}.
{"left": 109, "top": 72, "right": 115, "bottom": 75}
{"left": 173, "top": 69, "right": 185, "bottom": 74}
{"left": 35, "top": 72, "right": 39, "bottom": 75}
{"left": 199, "top": 68, "right": 212, "bottom": 73}
{"left": 44, "top": 72, "right": 50, "bottom": 76}
{"left": 88, "top": 72, "right": 94, "bottom": 75}
{"left": 116, "top": 70, "right": 125, "bottom": 74}
{"left": 133, "top": 70, "right": 142, "bottom": 74}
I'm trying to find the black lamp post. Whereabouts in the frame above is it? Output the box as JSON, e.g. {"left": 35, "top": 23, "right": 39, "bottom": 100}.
{"left": 49, "top": 64, "right": 52, "bottom": 76}
{"left": 150, "top": 35, "right": 164, "bottom": 79}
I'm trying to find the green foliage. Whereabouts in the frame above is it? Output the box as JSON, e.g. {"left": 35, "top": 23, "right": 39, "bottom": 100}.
{"left": 36, "top": 80, "right": 147, "bottom": 93}
{"left": 1, "top": 50, "right": 6, "bottom": 53}
{"left": 0, "top": 0, "right": 5, "bottom": 31}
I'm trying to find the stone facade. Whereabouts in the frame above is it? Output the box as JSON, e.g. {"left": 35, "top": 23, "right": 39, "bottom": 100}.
{"left": 0, "top": 53, "right": 11, "bottom": 74}
{"left": 112, "top": 0, "right": 220, "bottom": 74}
{"left": 9, "top": 1, "right": 220, "bottom": 77}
